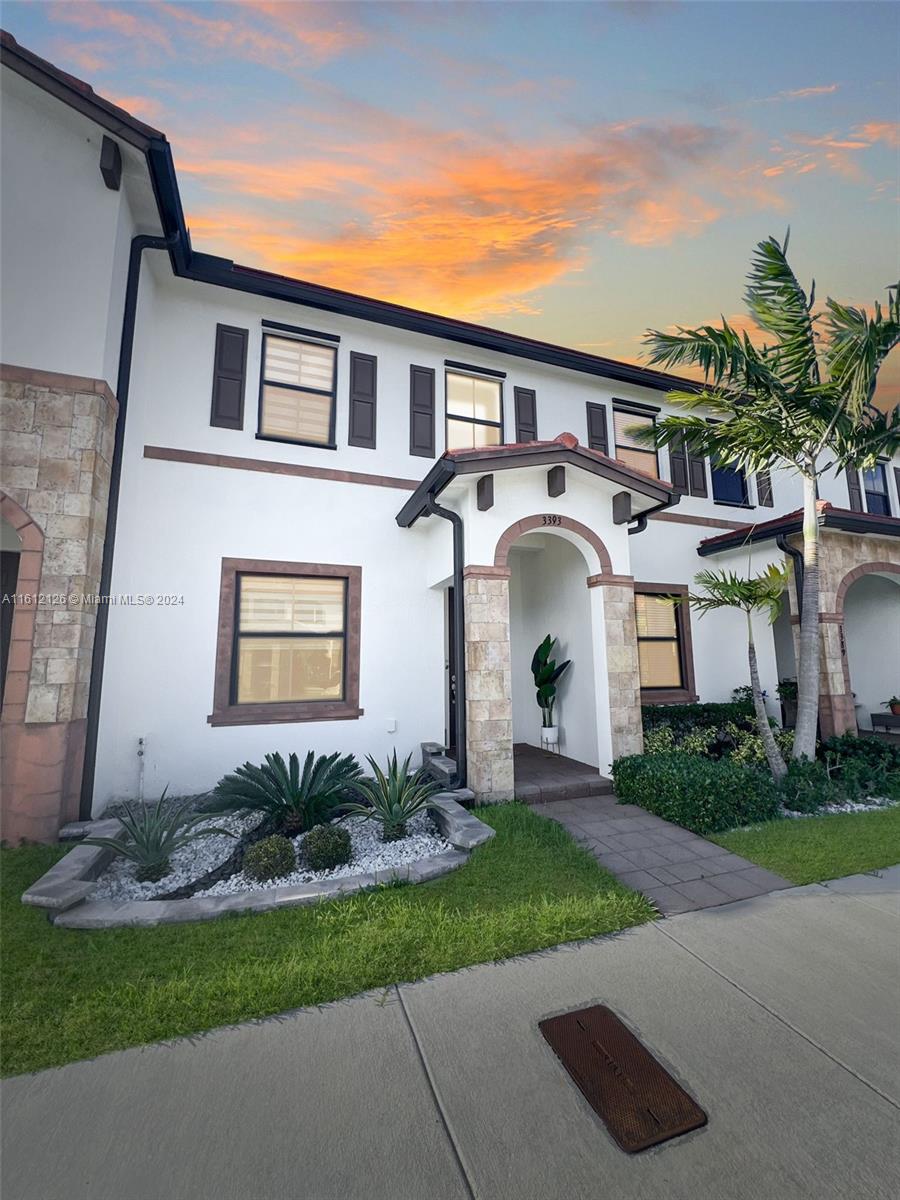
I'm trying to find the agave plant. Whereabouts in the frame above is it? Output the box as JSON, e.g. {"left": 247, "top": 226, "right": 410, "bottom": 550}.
{"left": 83, "top": 788, "right": 233, "bottom": 883}
{"left": 207, "top": 750, "right": 361, "bottom": 835}
{"left": 341, "top": 752, "right": 443, "bottom": 842}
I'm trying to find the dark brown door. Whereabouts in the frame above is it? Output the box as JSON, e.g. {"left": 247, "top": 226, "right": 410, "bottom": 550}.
{"left": 447, "top": 586, "right": 457, "bottom": 755}
{"left": 1, "top": 550, "right": 20, "bottom": 707}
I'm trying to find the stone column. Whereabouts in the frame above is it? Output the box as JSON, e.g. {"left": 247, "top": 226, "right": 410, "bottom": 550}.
{"left": 600, "top": 581, "right": 644, "bottom": 759}
{"left": 463, "top": 569, "right": 514, "bottom": 802}
{"left": 1, "top": 365, "right": 117, "bottom": 841}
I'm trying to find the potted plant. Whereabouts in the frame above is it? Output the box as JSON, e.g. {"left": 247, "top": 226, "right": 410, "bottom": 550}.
{"left": 777, "top": 678, "right": 799, "bottom": 728}
{"left": 531, "top": 635, "right": 571, "bottom": 748}
{"left": 884, "top": 695, "right": 900, "bottom": 717}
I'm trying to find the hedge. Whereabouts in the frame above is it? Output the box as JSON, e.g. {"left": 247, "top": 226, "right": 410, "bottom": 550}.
{"left": 641, "top": 701, "right": 754, "bottom": 734}
{"left": 612, "top": 753, "right": 780, "bottom": 834}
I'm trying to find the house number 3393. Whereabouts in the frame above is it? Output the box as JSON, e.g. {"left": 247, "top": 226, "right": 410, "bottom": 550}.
{"left": 542, "top": 514, "right": 562, "bottom": 526}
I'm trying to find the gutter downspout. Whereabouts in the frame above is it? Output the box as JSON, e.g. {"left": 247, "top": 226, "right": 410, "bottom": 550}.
{"left": 80, "top": 231, "right": 181, "bottom": 818}
{"left": 424, "top": 494, "right": 467, "bottom": 790}
{"left": 775, "top": 533, "right": 804, "bottom": 609}
{"left": 628, "top": 495, "right": 674, "bottom": 536}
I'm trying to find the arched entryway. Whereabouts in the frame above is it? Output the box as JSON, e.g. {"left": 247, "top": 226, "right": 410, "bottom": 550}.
{"left": 837, "top": 563, "right": 900, "bottom": 732}
{"left": 462, "top": 514, "right": 642, "bottom": 801}
{"left": 508, "top": 532, "right": 599, "bottom": 766}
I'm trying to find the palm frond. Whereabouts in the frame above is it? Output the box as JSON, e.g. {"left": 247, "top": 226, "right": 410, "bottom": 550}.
{"left": 823, "top": 286, "right": 900, "bottom": 416}
{"left": 744, "top": 232, "right": 820, "bottom": 389}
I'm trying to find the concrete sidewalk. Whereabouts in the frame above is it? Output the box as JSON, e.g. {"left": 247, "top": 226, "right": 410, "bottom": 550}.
{"left": 3, "top": 870, "right": 899, "bottom": 1200}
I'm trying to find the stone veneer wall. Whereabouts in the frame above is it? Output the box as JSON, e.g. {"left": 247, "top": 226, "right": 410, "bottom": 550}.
{"left": 1, "top": 364, "right": 117, "bottom": 842}
{"left": 463, "top": 570, "right": 515, "bottom": 802}
{"left": 599, "top": 581, "right": 644, "bottom": 759}
{"left": 786, "top": 527, "right": 900, "bottom": 738}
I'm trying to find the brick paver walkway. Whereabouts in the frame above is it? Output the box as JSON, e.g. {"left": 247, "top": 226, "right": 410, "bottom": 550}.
{"left": 531, "top": 794, "right": 790, "bottom": 914}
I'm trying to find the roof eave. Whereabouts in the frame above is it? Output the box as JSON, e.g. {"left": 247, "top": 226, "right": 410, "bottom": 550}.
{"left": 698, "top": 509, "right": 900, "bottom": 556}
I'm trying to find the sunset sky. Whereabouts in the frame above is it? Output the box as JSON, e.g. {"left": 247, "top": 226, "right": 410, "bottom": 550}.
{"left": 6, "top": 1, "right": 899, "bottom": 401}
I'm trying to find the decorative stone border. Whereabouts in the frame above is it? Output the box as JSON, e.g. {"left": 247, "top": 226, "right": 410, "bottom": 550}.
{"left": 23, "top": 791, "right": 494, "bottom": 930}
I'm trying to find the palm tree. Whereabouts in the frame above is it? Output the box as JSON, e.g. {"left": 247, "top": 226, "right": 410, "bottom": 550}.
{"left": 685, "top": 566, "right": 789, "bottom": 780}
{"left": 639, "top": 233, "right": 900, "bottom": 761}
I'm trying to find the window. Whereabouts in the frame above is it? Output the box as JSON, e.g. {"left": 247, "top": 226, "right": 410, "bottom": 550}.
{"left": 634, "top": 584, "right": 697, "bottom": 703}
{"left": 446, "top": 370, "right": 502, "bottom": 450}
{"left": 863, "top": 463, "right": 892, "bottom": 515}
{"left": 613, "top": 408, "right": 659, "bottom": 478}
{"left": 209, "top": 559, "right": 361, "bottom": 726}
{"left": 258, "top": 333, "right": 337, "bottom": 446}
{"left": 710, "top": 453, "right": 750, "bottom": 506}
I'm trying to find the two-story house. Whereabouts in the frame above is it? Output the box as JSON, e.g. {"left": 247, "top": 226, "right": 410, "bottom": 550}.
{"left": 2, "top": 32, "right": 898, "bottom": 842}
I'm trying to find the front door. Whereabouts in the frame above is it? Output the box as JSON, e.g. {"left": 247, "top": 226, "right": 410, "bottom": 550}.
{"left": 446, "top": 586, "right": 457, "bottom": 755}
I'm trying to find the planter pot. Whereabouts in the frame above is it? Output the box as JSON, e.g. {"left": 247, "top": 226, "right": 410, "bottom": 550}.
{"left": 781, "top": 698, "right": 798, "bottom": 729}
{"left": 890, "top": 703, "right": 900, "bottom": 717}
{"left": 541, "top": 725, "right": 559, "bottom": 747}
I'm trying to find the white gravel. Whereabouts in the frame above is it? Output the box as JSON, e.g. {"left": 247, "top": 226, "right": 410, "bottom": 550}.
{"left": 783, "top": 797, "right": 898, "bottom": 819}
{"left": 200, "top": 812, "right": 451, "bottom": 897}
{"left": 89, "top": 811, "right": 262, "bottom": 902}
{"left": 89, "top": 810, "right": 451, "bottom": 902}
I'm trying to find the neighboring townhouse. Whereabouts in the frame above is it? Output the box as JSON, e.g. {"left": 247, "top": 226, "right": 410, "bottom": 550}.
{"left": 1, "top": 32, "right": 898, "bottom": 842}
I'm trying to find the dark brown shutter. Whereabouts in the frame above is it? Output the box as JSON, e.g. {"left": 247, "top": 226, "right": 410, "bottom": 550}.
{"left": 210, "top": 324, "right": 248, "bottom": 430}
{"left": 409, "top": 365, "right": 435, "bottom": 457}
{"left": 348, "top": 352, "right": 377, "bottom": 448}
{"left": 756, "top": 468, "right": 774, "bottom": 507}
{"left": 687, "top": 445, "right": 708, "bottom": 498}
{"left": 514, "top": 387, "right": 537, "bottom": 442}
{"left": 668, "top": 435, "right": 689, "bottom": 494}
{"left": 586, "top": 403, "right": 609, "bottom": 454}
{"left": 845, "top": 466, "right": 864, "bottom": 512}
{"left": 894, "top": 466, "right": 900, "bottom": 513}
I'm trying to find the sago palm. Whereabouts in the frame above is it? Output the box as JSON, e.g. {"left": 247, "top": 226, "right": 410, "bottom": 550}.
{"left": 639, "top": 232, "right": 899, "bottom": 760}
{"left": 685, "top": 566, "right": 790, "bottom": 780}
{"left": 209, "top": 750, "right": 361, "bottom": 835}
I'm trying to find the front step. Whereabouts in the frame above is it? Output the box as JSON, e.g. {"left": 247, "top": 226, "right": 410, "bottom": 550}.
{"left": 517, "top": 775, "right": 615, "bottom": 805}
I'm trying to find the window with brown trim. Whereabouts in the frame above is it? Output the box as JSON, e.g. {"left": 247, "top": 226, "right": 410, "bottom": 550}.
{"left": 614, "top": 407, "right": 659, "bottom": 478}
{"left": 209, "top": 559, "right": 362, "bottom": 726}
{"left": 633, "top": 583, "right": 697, "bottom": 704}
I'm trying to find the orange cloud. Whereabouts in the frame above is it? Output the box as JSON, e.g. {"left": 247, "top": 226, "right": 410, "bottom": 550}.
{"left": 105, "top": 93, "right": 166, "bottom": 125}
{"left": 857, "top": 122, "right": 900, "bottom": 148}
{"left": 179, "top": 117, "right": 736, "bottom": 317}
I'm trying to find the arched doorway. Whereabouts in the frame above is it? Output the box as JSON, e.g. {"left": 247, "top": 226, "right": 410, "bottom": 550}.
{"left": 841, "top": 569, "right": 900, "bottom": 731}
{"left": 508, "top": 531, "right": 599, "bottom": 766}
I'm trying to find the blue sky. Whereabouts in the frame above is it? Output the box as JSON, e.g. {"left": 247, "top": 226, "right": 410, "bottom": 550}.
{"left": 5, "top": 2, "right": 898, "bottom": 398}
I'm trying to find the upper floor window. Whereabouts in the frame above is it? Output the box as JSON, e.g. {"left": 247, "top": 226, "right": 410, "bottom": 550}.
{"left": 258, "top": 334, "right": 337, "bottom": 447}
{"left": 863, "top": 463, "right": 891, "bottom": 515}
{"left": 710, "top": 454, "right": 750, "bottom": 506}
{"left": 613, "top": 407, "right": 659, "bottom": 478}
{"left": 446, "top": 370, "right": 502, "bottom": 450}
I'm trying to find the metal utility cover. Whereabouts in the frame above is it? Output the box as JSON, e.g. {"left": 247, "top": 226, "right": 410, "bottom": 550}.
{"left": 539, "top": 1004, "right": 707, "bottom": 1153}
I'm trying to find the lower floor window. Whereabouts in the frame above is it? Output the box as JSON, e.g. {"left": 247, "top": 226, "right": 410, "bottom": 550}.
{"left": 633, "top": 585, "right": 696, "bottom": 702}
{"left": 235, "top": 574, "right": 346, "bottom": 704}
{"left": 209, "top": 560, "right": 361, "bottom": 726}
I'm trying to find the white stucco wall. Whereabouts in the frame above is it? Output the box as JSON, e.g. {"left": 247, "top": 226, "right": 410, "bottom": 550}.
{"left": 843, "top": 574, "right": 900, "bottom": 730}
{"left": 509, "top": 534, "right": 599, "bottom": 766}
{"left": 0, "top": 68, "right": 145, "bottom": 386}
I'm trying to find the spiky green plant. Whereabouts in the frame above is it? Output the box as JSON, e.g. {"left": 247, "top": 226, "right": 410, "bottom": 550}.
{"left": 636, "top": 232, "right": 899, "bottom": 762}
{"left": 207, "top": 751, "right": 361, "bottom": 835}
{"left": 531, "top": 635, "right": 571, "bottom": 727}
{"left": 83, "top": 789, "right": 233, "bottom": 883}
{"left": 341, "top": 752, "right": 444, "bottom": 842}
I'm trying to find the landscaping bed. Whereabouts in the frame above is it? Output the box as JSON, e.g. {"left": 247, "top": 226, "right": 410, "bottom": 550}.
{"left": 1, "top": 804, "right": 654, "bottom": 1077}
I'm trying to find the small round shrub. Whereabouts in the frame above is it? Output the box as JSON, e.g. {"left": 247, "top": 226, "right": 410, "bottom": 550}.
{"left": 304, "top": 823, "right": 352, "bottom": 871}
{"left": 776, "top": 759, "right": 835, "bottom": 813}
{"left": 243, "top": 834, "right": 296, "bottom": 883}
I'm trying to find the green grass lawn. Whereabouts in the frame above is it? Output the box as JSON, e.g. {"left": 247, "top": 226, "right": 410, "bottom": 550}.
{"left": 712, "top": 804, "right": 900, "bottom": 886}
{"left": 1, "top": 804, "right": 652, "bottom": 1077}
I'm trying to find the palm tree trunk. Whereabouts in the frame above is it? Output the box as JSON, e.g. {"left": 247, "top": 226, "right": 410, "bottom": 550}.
{"left": 793, "top": 471, "right": 820, "bottom": 760}
{"left": 747, "top": 612, "right": 787, "bottom": 780}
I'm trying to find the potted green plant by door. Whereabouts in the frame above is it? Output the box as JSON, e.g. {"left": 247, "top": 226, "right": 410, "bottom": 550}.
{"left": 532, "top": 635, "right": 571, "bottom": 749}
{"left": 885, "top": 695, "right": 900, "bottom": 717}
